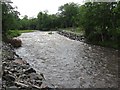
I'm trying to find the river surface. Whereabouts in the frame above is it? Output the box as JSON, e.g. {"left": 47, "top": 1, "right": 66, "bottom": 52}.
{"left": 15, "top": 31, "right": 119, "bottom": 88}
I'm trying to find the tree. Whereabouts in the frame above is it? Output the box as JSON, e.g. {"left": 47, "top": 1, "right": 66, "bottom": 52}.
{"left": 79, "top": 1, "right": 120, "bottom": 49}
{"left": 58, "top": 2, "right": 80, "bottom": 28}
{"left": 81, "top": 2, "right": 118, "bottom": 41}
{"left": 37, "top": 12, "right": 54, "bottom": 30}
{"left": 2, "top": 1, "right": 20, "bottom": 34}
{"left": 29, "top": 18, "right": 37, "bottom": 30}
{"left": 19, "top": 15, "right": 30, "bottom": 30}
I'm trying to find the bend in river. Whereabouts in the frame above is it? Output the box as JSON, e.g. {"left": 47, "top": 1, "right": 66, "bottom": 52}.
{"left": 15, "top": 31, "right": 119, "bottom": 88}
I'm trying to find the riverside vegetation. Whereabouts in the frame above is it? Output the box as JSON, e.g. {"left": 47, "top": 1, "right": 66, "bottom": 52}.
{"left": 1, "top": 0, "right": 120, "bottom": 89}
{"left": 2, "top": 1, "right": 120, "bottom": 49}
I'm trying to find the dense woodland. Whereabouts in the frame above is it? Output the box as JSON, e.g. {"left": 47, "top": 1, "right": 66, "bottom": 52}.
{"left": 1, "top": 1, "right": 120, "bottom": 49}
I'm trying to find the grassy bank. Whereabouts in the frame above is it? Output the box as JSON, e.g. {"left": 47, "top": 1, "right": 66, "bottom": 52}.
{"left": 98, "top": 41, "right": 119, "bottom": 50}
{"left": 18, "top": 30, "right": 35, "bottom": 33}
{"left": 60, "top": 28, "right": 119, "bottom": 50}
{"left": 6, "top": 30, "right": 35, "bottom": 38}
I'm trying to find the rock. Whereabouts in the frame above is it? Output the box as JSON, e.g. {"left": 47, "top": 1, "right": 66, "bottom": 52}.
{"left": 26, "top": 63, "right": 30, "bottom": 66}
{"left": 13, "top": 59, "right": 27, "bottom": 65}
{"left": 40, "top": 83, "right": 49, "bottom": 88}
{"left": 21, "top": 64, "right": 30, "bottom": 69}
{"left": 40, "top": 73, "right": 44, "bottom": 79}
{"left": 15, "top": 82, "right": 29, "bottom": 88}
{"left": 19, "top": 74, "right": 30, "bottom": 80}
{"left": 24, "top": 68, "right": 36, "bottom": 74}
{"left": 88, "top": 47, "right": 92, "bottom": 50}
{"left": 10, "top": 69, "right": 18, "bottom": 73}
{"left": 7, "top": 57, "right": 15, "bottom": 61}
{"left": 3, "top": 74, "right": 15, "bottom": 82}
{"left": 5, "top": 67, "right": 11, "bottom": 70}
{"left": 7, "top": 39, "right": 22, "bottom": 48}
{"left": 2, "top": 42, "right": 52, "bottom": 89}
{"left": 6, "top": 86, "right": 18, "bottom": 90}
{"left": 40, "top": 81, "right": 55, "bottom": 88}
{"left": 29, "top": 73, "right": 43, "bottom": 80}
{"left": 7, "top": 58, "right": 15, "bottom": 61}
{"left": 3, "top": 70, "right": 9, "bottom": 76}
{"left": 3, "top": 62, "right": 8, "bottom": 67}
{"left": 58, "top": 30, "right": 84, "bottom": 42}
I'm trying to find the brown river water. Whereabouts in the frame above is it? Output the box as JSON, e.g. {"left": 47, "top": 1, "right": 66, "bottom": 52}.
{"left": 15, "top": 31, "right": 119, "bottom": 88}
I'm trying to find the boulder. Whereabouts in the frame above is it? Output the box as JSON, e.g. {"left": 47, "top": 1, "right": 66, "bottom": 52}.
{"left": 29, "top": 73, "right": 43, "bottom": 80}
{"left": 7, "top": 39, "right": 22, "bottom": 48}
{"left": 13, "top": 59, "right": 27, "bottom": 65}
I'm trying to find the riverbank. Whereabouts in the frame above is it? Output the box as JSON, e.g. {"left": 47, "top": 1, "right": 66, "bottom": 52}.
{"left": 6, "top": 30, "right": 35, "bottom": 39}
{"left": 58, "top": 30, "right": 120, "bottom": 50}
{"left": 58, "top": 30, "right": 85, "bottom": 42}
{"left": 2, "top": 42, "right": 54, "bottom": 89}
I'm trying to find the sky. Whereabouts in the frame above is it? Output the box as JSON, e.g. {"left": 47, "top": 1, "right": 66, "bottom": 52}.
{"left": 11, "top": 0, "right": 84, "bottom": 18}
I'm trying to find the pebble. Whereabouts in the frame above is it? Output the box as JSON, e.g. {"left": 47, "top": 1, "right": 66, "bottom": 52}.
{"left": 58, "top": 30, "right": 85, "bottom": 42}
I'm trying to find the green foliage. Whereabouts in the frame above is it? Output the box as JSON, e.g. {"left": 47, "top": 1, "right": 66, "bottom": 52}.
{"left": 19, "top": 2, "right": 80, "bottom": 30}
{"left": 6, "top": 30, "right": 34, "bottom": 38}
{"left": 2, "top": 1, "right": 20, "bottom": 34}
{"left": 79, "top": 2, "right": 120, "bottom": 49}
{"left": 2, "top": 0, "right": 120, "bottom": 49}
{"left": 36, "top": 12, "right": 60, "bottom": 30}
{"left": 99, "top": 41, "right": 119, "bottom": 49}
{"left": 6, "top": 30, "right": 21, "bottom": 38}
{"left": 18, "top": 30, "right": 35, "bottom": 33}
{"left": 19, "top": 16, "right": 37, "bottom": 30}
{"left": 58, "top": 2, "right": 80, "bottom": 27}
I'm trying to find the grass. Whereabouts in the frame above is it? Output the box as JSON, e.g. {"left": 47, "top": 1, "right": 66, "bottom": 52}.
{"left": 18, "top": 30, "right": 35, "bottom": 33}
{"left": 99, "top": 41, "right": 119, "bottom": 50}
{"left": 87, "top": 39, "right": 119, "bottom": 50}
{"left": 6, "top": 30, "right": 21, "bottom": 38}
{"left": 6, "top": 30, "right": 35, "bottom": 38}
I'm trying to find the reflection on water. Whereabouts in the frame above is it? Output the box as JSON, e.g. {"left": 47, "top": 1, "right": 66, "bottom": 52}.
{"left": 15, "top": 31, "right": 119, "bottom": 88}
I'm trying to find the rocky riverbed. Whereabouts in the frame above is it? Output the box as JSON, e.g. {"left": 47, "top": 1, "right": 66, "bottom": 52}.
{"left": 2, "top": 42, "right": 54, "bottom": 90}
{"left": 15, "top": 31, "right": 119, "bottom": 88}
{"left": 58, "top": 30, "right": 84, "bottom": 42}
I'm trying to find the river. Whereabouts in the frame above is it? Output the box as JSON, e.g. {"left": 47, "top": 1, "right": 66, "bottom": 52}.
{"left": 15, "top": 31, "right": 119, "bottom": 88}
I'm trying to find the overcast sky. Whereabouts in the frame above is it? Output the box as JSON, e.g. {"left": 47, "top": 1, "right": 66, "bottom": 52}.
{"left": 11, "top": 0, "right": 84, "bottom": 18}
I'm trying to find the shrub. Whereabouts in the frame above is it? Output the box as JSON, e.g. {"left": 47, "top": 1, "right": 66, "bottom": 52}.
{"left": 6, "top": 30, "right": 21, "bottom": 38}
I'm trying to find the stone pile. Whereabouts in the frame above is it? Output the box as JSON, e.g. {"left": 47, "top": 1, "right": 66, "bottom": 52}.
{"left": 2, "top": 42, "right": 55, "bottom": 90}
{"left": 58, "top": 30, "right": 85, "bottom": 42}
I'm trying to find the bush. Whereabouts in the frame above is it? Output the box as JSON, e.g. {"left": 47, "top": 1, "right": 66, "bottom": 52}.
{"left": 6, "top": 30, "right": 21, "bottom": 38}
